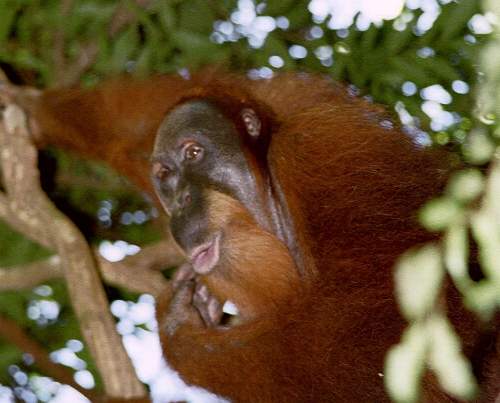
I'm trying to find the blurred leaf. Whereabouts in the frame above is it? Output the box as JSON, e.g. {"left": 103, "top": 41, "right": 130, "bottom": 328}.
{"left": 0, "top": 2, "right": 19, "bottom": 44}
{"left": 444, "top": 223, "right": 470, "bottom": 290}
{"left": 419, "top": 196, "right": 463, "bottom": 231}
{"left": 446, "top": 169, "right": 484, "bottom": 203}
{"left": 427, "top": 314, "right": 477, "bottom": 400}
{"left": 265, "top": 0, "right": 296, "bottom": 16}
{"left": 0, "top": 221, "right": 51, "bottom": 267}
{"left": 464, "top": 281, "right": 500, "bottom": 319}
{"left": 0, "top": 343, "right": 22, "bottom": 384}
{"left": 255, "top": 35, "right": 291, "bottom": 67}
{"left": 484, "top": 159, "right": 500, "bottom": 223}
{"left": 284, "top": 0, "right": 311, "bottom": 29}
{"left": 0, "top": 291, "right": 31, "bottom": 324}
{"left": 178, "top": 0, "right": 215, "bottom": 34}
{"left": 390, "top": 57, "right": 435, "bottom": 87}
{"left": 438, "top": 0, "right": 478, "bottom": 43}
{"left": 360, "top": 25, "right": 380, "bottom": 55}
{"left": 384, "top": 27, "right": 414, "bottom": 56}
{"left": 385, "top": 323, "right": 427, "bottom": 403}
{"left": 418, "top": 56, "right": 462, "bottom": 82}
{"left": 471, "top": 210, "right": 500, "bottom": 283}
{"left": 110, "top": 25, "right": 139, "bottom": 72}
{"left": 172, "top": 31, "right": 228, "bottom": 67}
{"left": 134, "top": 43, "right": 155, "bottom": 75}
{"left": 156, "top": 2, "right": 177, "bottom": 33}
{"left": 395, "top": 245, "right": 444, "bottom": 321}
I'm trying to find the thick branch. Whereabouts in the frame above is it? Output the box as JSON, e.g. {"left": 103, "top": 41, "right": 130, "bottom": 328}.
{"left": 0, "top": 105, "right": 146, "bottom": 399}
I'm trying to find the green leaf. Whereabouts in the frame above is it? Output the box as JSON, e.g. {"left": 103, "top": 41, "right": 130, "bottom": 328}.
{"left": 360, "top": 25, "right": 379, "bottom": 55}
{"left": 438, "top": 0, "right": 478, "bottom": 43}
{"left": 384, "top": 27, "right": 414, "bottom": 56}
{"left": 178, "top": 0, "right": 215, "bottom": 34}
{"left": 156, "top": 2, "right": 177, "bottom": 33}
{"left": 255, "top": 35, "right": 292, "bottom": 67}
{"left": 418, "top": 56, "right": 461, "bottom": 82}
{"left": 171, "top": 31, "right": 227, "bottom": 66}
{"left": 444, "top": 223, "right": 470, "bottom": 291}
{"left": 0, "top": 343, "right": 22, "bottom": 384}
{"left": 464, "top": 281, "right": 500, "bottom": 319}
{"left": 0, "top": 2, "right": 18, "bottom": 43}
{"left": 284, "top": 0, "right": 311, "bottom": 29}
{"left": 446, "top": 169, "right": 484, "bottom": 203}
{"left": 265, "top": 0, "right": 296, "bottom": 15}
{"left": 484, "top": 160, "right": 500, "bottom": 222}
{"left": 110, "top": 25, "right": 139, "bottom": 72}
{"left": 395, "top": 245, "right": 444, "bottom": 320}
{"left": 385, "top": 323, "right": 427, "bottom": 403}
{"left": 462, "top": 131, "right": 495, "bottom": 165}
{"left": 389, "top": 57, "right": 435, "bottom": 87}
{"left": 471, "top": 210, "right": 500, "bottom": 283}
{"left": 419, "top": 197, "right": 463, "bottom": 232}
{"left": 427, "top": 314, "right": 477, "bottom": 400}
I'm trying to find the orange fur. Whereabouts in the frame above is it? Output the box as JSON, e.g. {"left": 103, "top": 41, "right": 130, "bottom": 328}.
{"left": 31, "top": 71, "right": 499, "bottom": 403}
{"left": 202, "top": 190, "right": 299, "bottom": 320}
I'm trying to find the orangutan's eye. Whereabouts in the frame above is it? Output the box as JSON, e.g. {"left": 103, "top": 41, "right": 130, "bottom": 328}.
{"left": 184, "top": 142, "right": 204, "bottom": 162}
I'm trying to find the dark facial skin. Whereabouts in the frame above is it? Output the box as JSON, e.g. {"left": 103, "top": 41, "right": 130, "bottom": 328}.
{"left": 151, "top": 100, "right": 270, "bottom": 255}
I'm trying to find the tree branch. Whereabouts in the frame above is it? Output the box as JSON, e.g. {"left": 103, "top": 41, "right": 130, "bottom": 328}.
{"left": 0, "top": 256, "right": 61, "bottom": 291}
{"left": 0, "top": 240, "right": 181, "bottom": 295}
{"left": 0, "top": 104, "right": 146, "bottom": 399}
{"left": 0, "top": 314, "right": 97, "bottom": 401}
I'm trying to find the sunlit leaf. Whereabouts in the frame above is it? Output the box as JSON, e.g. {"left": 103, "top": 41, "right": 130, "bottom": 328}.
{"left": 385, "top": 323, "right": 427, "bottom": 403}
{"left": 419, "top": 197, "right": 463, "bottom": 232}
{"left": 462, "top": 130, "right": 496, "bottom": 165}
{"left": 464, "top": 281, "right": 500, "bottom": 319}
{"left": 427, "top": 314, "right": 477, "bottom": 400}
{"left": 395, "top": 245, "right": 444, "bottom": 321}
{"left": 471, "top": 210, "right": 500, "bottom": 283}
{"left": 484, "top": 159, "right": 500, "bottom": 224}
{"left": 444, "top": 223, "right": 471, "bottom": 291}
{"left": 446, "top": 169, "right": 484, "bottom": 203}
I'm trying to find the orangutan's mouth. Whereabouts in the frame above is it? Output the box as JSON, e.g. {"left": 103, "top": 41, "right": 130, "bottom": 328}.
{"left": 189, "top": 232, "right": 221, "bottom": 275}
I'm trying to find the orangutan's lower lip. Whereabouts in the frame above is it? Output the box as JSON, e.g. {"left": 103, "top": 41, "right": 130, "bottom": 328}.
{"left": 189, "top": 233, "right": 221, "bottom": 274}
